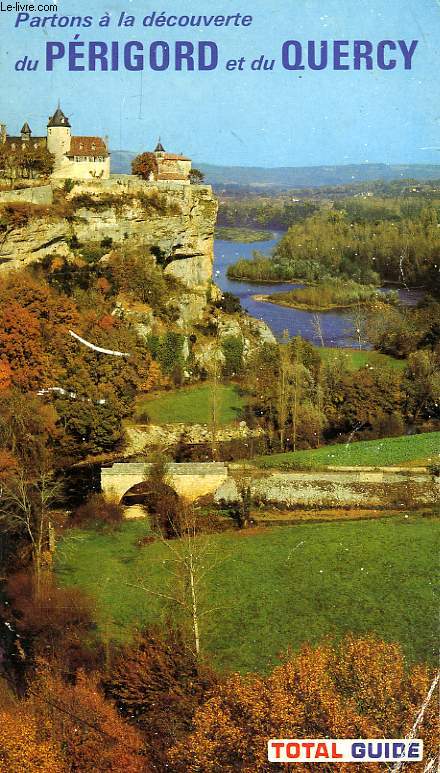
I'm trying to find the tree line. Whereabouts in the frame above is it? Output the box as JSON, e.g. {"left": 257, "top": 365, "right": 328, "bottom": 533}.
{"left": 245, "top": 331, "right": 439, "bottom": 453}
{"left": 227, "top": 201, "right": 440, "bottom": 289}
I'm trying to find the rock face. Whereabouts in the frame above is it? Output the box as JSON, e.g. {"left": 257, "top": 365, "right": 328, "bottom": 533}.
{"left": 0, "top": 183, "right": 218, "bottom": 298}
{"left": 0, "top": 219, "right": 72, "bottom": 268}
{"left": 0, "top": 179, "right": 275, "bottom": 357}
{"left": 125, "top": 422, "right": 264, "bottom": 455}
{"left": 0, "top": 184, "right": 53, "bottom": 206}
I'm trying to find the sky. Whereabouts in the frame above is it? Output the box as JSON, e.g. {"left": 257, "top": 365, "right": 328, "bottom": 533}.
{"left": 0, "top": 0, "right": 438, "bottom": 167}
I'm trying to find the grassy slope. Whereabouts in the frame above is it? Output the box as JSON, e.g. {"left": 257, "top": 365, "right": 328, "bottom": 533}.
{"left": 319, "top": 347, "right": 406, "bottom": 372}
{"left": 134, "top": 384, "right": 244, "bottom": 425}
{"left": 57, "top": 516, "right": 439, "bottom": 672}
{"left": 257, "top": 432, "right": 440, "bottom": 469}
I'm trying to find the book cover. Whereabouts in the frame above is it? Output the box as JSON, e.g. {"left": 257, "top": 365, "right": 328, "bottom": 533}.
{"left": 0, "top": 1, "right": 438, "bottom": 770}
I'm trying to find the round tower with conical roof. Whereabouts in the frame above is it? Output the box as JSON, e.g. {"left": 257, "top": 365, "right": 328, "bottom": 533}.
{"left": 47, "top": 105, "right": 71, "bottom": 169}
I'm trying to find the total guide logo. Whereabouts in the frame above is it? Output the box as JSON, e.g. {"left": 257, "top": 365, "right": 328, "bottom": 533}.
{"left": 268, "top": 739, "right": 423, "bottom": 763}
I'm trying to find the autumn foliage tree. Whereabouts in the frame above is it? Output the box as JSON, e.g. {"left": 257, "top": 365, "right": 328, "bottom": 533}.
{"left": 0, "top": 706, "right": 65, "bottom": 773}
{"left": 0, "top": 142, "right": 54, "bottom": 182}
{"left": 0, "top": 301, "right": 47, "bottom": 390}
{"left": 0, "top": 269, "right": 151, "bottom": 464}
{"left": 139, "top": 359, "right": 170, "bottom": 393}
{"left": 0, "top": 390, "right": 58, "bottom": 471}
{"left": 0, "top": 663, "right": 148, "bottom": 771}
{"left": 28, "top": 668, "right": 146, "bottom": 773}
{"left": 4, "top": 571, "right": 97, "bottom": 668}
{"left": 169, "top": 635, "right": 439, "bottom": 772}
{"left": 105, "top": 627, "right": 217, "bottom": 771}
{"left": 131, "top": 152, "right": 158, "bottom": 180}
{"left": 0, "top": 360, "right": 12, "bottom": 391}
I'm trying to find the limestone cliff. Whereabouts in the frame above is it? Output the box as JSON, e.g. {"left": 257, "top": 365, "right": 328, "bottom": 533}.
{"left": 0, "top": 182, "right": 217, "bottom": 295}
{"left": 0, "top": 180, "right": 274, "bottom": 352}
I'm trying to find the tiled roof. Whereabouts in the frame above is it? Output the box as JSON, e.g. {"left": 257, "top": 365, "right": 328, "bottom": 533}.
{"left": 67, "top": 136, "right": 109, "bottom": 157}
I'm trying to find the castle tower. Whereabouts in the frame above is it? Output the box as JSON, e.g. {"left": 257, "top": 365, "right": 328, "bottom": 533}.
{"left": 47, "top": 105, "right": 71, "bottom": 168}
{"left": 21, "top": 122, "right": 31, "bottom": 141}
{"left": 154, "top": 138, "right": 166, "bottom": 156}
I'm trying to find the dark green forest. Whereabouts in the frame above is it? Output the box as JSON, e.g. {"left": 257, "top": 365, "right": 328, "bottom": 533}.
{"left": 226, "top": 196, "right": 440, "bottom": 289}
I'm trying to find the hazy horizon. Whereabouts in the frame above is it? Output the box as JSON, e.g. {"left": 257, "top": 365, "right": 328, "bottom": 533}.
{"left": 111, "top": 151, "right": 440, "bottom": 170}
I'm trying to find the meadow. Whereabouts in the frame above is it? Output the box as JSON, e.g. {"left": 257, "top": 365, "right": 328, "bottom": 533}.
{"left": 134, "top": 384, "right": 244, "bottom": 425}
{"left": 319, "top": 347, "right": 406, "bottom": 372}
{"left": 57, "top": 515, "right": 439, "bottom": 673}
{"left": 257, "top": 432, "right": 440, "bottom": 469}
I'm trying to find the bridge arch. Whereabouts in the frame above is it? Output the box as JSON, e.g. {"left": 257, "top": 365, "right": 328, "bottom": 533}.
{"left": 101, "top": 462, "right": 229, "bottom": 504}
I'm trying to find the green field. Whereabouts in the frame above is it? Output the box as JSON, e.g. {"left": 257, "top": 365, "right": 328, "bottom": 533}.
{"left": 257, "top": 432, "right": 440, "bottom": 470}
{"left": 319, "top": 347, "right": 406, "bottom": 371}
{"left": 134, "top": 384, "right": 244, "bottom": 425}
{"left": 57, "top": 516, "right": 439, "bottom": 672}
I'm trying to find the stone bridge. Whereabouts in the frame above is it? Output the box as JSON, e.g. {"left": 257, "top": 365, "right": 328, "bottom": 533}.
{"left": 101, "top": 461, "right": 435, "bottom": 510}
{"left": 101, "top": 461, "right": 229, "bottom": 503}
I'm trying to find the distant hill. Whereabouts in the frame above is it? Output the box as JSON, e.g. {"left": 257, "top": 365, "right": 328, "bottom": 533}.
{"left": 110, "top": 151, "right": 440, "bottom": 189}
{"left": 195, "top": 162, "right": 440, "bottom": 189}
{"left": 111, "top": 150, "right": 137, "bottom": 174}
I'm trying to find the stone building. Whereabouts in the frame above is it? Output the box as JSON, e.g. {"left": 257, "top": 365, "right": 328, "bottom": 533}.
{"left": 0, "top": 121, "right": 46, "bottom": 157}
{"left": 0, "top": 107, "right": 194, "bottom": 183}
{"left": 0, "top": 105, "right": 110, "bottom": 180}
{"left": 153, "top": 139, "right": 192, "bottom": 182}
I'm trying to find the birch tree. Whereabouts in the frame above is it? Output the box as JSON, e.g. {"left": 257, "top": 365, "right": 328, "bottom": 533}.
{"left": 290, "top": 337, "right": 303, "bottom": 452}
{"left": 0, "top": 468, "right": 61, "bottom": 597}
{"left": 277, "top": 330, "right": 292, "bottom": 452}
{"left": 133, "top": 505, "right": 223, "bottom": 658}
{"left": 208, "top": 313, "right": 223, "bottom": 461}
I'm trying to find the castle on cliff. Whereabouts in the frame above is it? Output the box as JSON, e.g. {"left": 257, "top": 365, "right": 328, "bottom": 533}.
{"left": 0, "top": 105, "right": 110, "bottom": 180}
{"left": 0, "top": 104, "right": 192, "bottom": 183}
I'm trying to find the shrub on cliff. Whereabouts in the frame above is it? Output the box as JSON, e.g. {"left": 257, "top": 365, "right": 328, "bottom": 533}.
{"left": 222, "top": 335, "right": 244, "bottom": 376}
{"left": 0, "top": 202, "right": 51, "bottom": 231}
{"left": 70, "top": 192, "right": 133, "bottom": 213}
{"left": 136, "top": 190, "right": 176, "bottom": 215}
{"left": 109, "top": 250, "right": 169, "bottom": 308}
{"left": 214, "top": 290, "right": 242, "bottom": 314}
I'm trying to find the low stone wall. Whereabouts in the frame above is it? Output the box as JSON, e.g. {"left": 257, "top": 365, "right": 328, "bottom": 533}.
{"left": 249, "top": 470, "right": 436, "bottom": 509}
{"left": 0, "top": 184, "right": 53, "bottom": 205}
{"left": 58, "top": 176, "right": 209, "bottom": 197}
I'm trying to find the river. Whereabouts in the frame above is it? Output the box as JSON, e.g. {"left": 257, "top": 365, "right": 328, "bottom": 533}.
{"left": 213, "top": 235, "right": 422, "bottom": 348}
